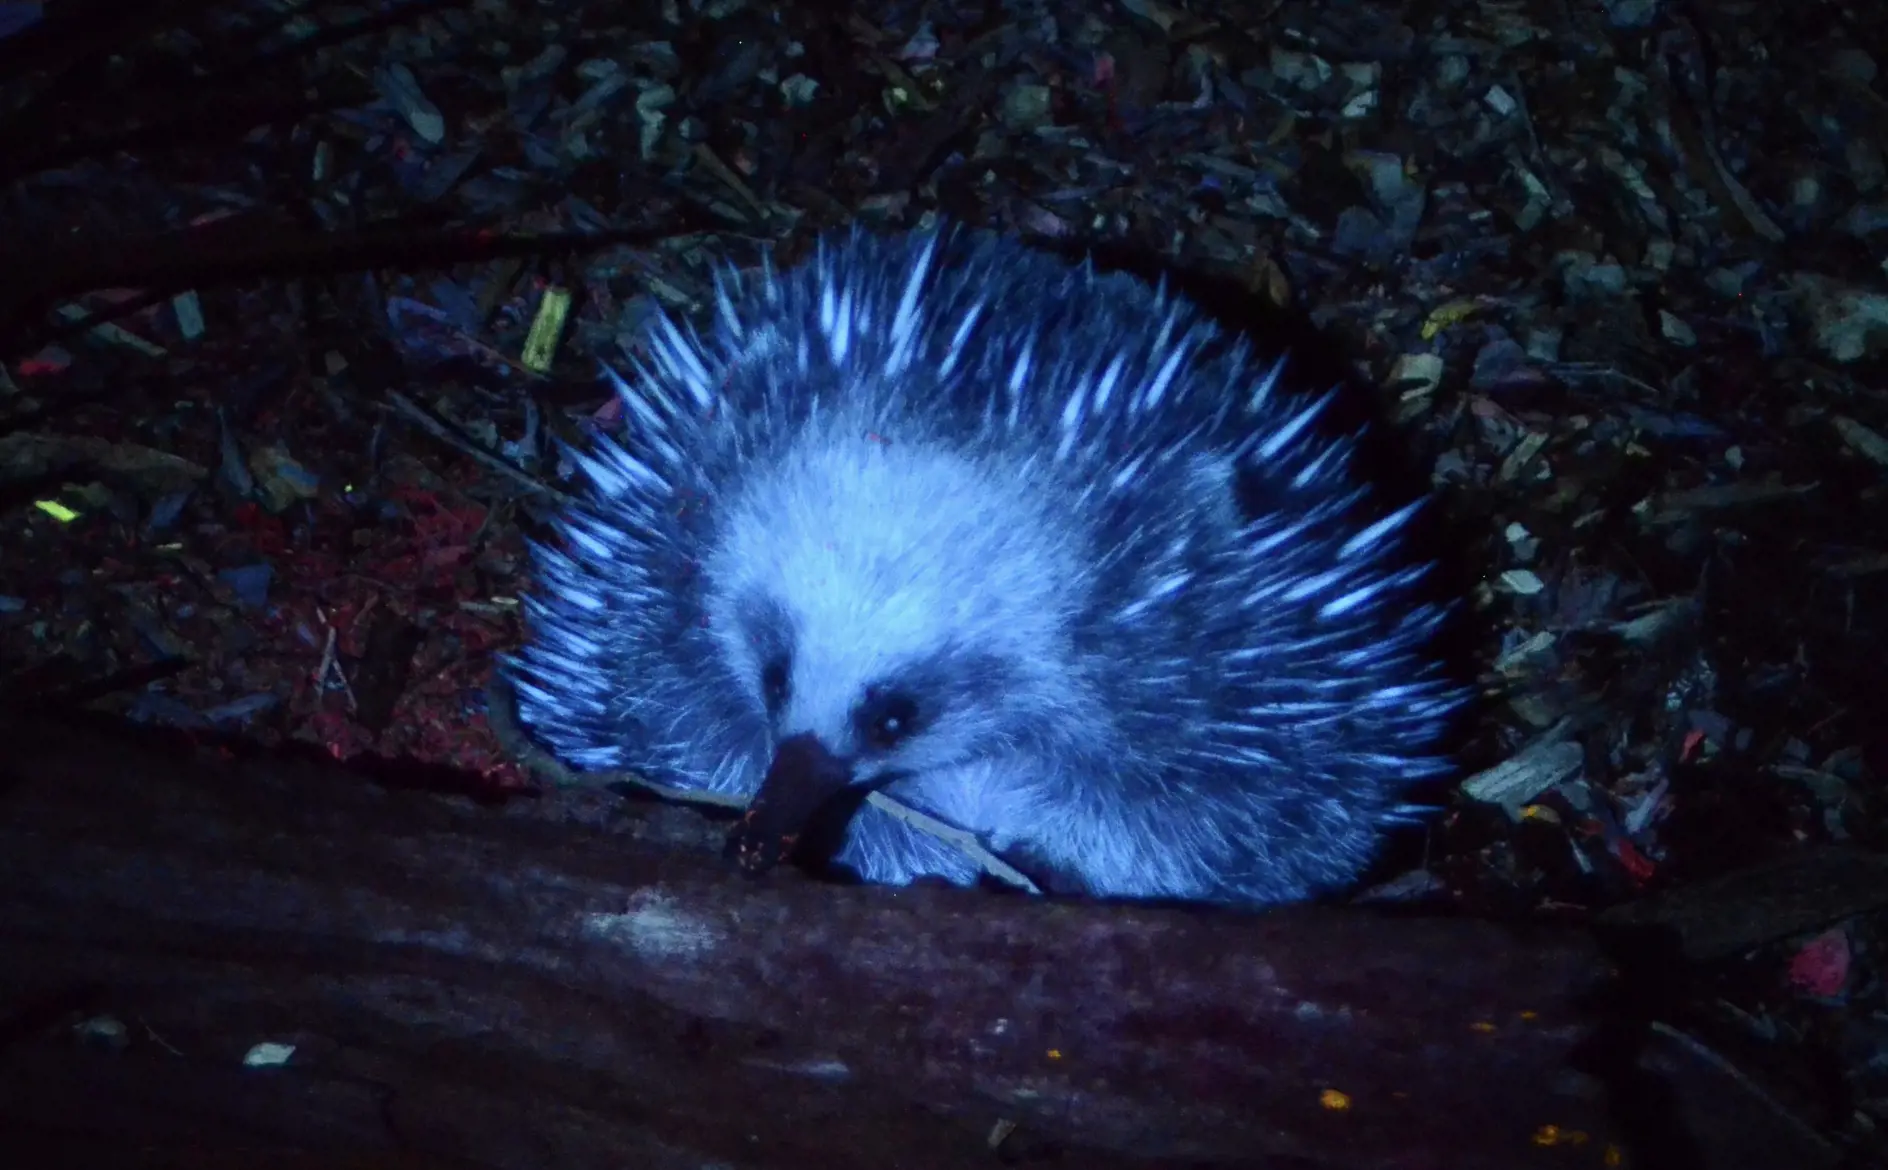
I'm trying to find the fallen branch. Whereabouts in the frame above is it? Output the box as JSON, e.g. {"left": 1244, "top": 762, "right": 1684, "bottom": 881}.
{"left": 0, "top": 711, "right": 1845, "bottom": 1169}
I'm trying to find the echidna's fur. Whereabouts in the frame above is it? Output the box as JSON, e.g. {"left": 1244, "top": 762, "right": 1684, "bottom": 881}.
{"left": 506, "top": 223, "right": 1463, "bottom": 907}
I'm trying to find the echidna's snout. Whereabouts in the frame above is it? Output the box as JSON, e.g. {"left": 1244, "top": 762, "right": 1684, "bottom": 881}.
{"left": 727, "top": 732, "right": 856, "bottom": 874}
{"left": 766, "top": 732, "right": 855, "bottom": 799}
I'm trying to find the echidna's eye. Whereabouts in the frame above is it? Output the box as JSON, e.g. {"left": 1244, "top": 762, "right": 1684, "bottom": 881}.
{"left": 760, "top": 657, "right": 791, "bottom": 712}
{"left": 858, "top": 688, "right": 921, "bottom": 751}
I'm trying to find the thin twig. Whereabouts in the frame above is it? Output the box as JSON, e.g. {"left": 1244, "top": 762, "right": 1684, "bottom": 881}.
{"left": 484, "top": 671, "right": 1039, "bottom": 891}
{"left": 1648, "top": 1021, "right": 1839, "bottom": 1156}
{"left": 385, "top": 389, "right": 579, "bottom": 506}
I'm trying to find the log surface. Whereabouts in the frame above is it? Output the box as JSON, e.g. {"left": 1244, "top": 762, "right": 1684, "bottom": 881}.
{"left": 0, "top": 712, "right": 1838, "bottom": 1169}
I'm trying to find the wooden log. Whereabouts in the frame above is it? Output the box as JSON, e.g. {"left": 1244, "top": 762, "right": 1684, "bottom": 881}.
{"left": 0, "top": 711, "right": 1840, "bottom": 1169}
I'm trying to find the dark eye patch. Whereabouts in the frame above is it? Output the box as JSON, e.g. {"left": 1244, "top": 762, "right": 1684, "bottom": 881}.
{"left": 761, "top": 656, "right": 791, "bottom": 711}
{"left": 848, "top": 649, "right": 1018, "bottom": 754}
{"left": 856, "top": 686, "right": 923, "bottom": 751}
{"left": 742, "top": 594, "right": 796, "bottom": 715}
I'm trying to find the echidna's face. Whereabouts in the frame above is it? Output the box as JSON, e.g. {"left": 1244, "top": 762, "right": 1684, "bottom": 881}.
{"left": 698, "top": 428, "right": 1095, "bottom": 827}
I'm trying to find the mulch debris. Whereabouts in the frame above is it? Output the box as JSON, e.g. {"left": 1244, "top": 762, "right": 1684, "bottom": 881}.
{"left": 2, "top": 0, "right": 1887, "bottom": 1157}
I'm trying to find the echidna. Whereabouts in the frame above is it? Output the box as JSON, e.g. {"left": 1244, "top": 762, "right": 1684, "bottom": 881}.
{"left": 506, "top": 223, "right": 1463, "bottom": 906}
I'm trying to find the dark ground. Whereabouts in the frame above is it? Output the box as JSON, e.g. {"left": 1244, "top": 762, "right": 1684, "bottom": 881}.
{"left": 1, "top": 0, "right": 1886, "bottom": 1164}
